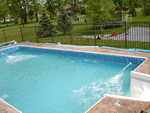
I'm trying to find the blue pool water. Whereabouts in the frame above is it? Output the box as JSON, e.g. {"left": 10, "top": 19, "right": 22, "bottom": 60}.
{"left": 0, "top": 46, "right": 144, "bottom": 113}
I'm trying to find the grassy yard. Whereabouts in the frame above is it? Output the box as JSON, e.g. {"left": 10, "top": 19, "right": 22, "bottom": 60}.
{"left": 132, "top": 8, "right": 150, "bottom": 21}
{"left": 0, "top": 17, "right": 85, "bottom": 30}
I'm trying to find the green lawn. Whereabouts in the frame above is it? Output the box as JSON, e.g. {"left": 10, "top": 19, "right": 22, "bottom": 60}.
{"left": 0, "top": 17, "right": 85, "bottom": 30}
{"left": 131, "top": 8, "right": 150, "bottom": 21}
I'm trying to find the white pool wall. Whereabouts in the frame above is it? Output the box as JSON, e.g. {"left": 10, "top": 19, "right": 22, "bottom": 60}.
{"left": 131, "top": 71, "right": 150, "bottom": 101}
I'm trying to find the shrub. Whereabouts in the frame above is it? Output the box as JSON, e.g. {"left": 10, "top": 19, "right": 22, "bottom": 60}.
{"left": 57, "top": 8, "right": 72, "bottom": 35}
{"left": 37, "top": 10, "right": 56, "bottom": 38}
{"left": 128, "top": 6, "right": 137, "bottom": 17}
{"left": 14, "top": 20, "right": 18, "bottom": 24}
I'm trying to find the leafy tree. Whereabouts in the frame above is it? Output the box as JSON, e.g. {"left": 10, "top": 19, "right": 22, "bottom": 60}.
{"left": 143, "top": 0, "right": 150, "bottom": 15}
{"left": 0, "top": 1, "right": 9, "bottom": 23}
{"left": 45, "top": 0, "right": 68, "bottom": 19}
{"left": 128, "top": 2, "right": 137, "bottom": 17}
{"left": 113, "top": 0, "right": 124, "bottom": 7}
{"left": 56, "top": 0, "right": 68, "bottom": 9}
{"left": 87, "top": 0, "right": 116, "bottom": 32}
{"left": 28, "top": 9, "right": 34, "bottom": 20}
{"left": 45, "top": 0, "right": 57, "bottom": 19}
{"left": 8, "top": 0, "right": 29, "bottom": 25}
{"left": 37, "top": 10, "right": 55, "bottom": 37}
{"left": 57, "top": 8, "right": 72, "bottom": 35}
{"left": 124, "top": 0, "right": 143, "bottom": 7}
{"left": 68, "top": 0, "right": 80, "bottom": 13}
{"left": 145, "top": 1, "right": 150, "bottom": 15}
{"left": 30, "top": 0, "right": 41, "bottom": 22}
{"left": 80, "top": 7, "right": 86, "bottom": 14}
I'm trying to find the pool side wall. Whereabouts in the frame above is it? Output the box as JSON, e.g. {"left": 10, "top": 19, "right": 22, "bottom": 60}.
{"left": 19, "top": 46, "right": 145, "bottom": 66}
{"left": 0, "top": 46, "right": 146, "bottom": 66}
{"left": 0, "top": 46, "right": 20, "bottom": 56}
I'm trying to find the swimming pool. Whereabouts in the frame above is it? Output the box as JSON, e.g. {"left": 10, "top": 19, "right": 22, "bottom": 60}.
{"left": 0, "top": 46, "right": 145, "bottom": 113}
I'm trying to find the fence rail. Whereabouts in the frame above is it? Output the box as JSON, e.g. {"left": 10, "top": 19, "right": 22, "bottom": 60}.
{"left": 0, "top": 21, "right": 150, "bottom": 49}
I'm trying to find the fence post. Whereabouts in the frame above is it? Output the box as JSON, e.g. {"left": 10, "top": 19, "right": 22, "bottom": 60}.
{"left": 35, "top": 26, "right": 39, "bottom": 43}
{"left": 93, "top": 23, "right": 96, "bottom": 46}
{"left": 70, "top": 24, "right": 72, "bottom": 44}
{"left": 51, "top": 25, "right": 54, "bottom": 43}
{"left": 20, "top": 27, "right": 24, "bottom": 41}
{"left": 125, "top": 21, "right": 127, "bottom": 47}
{"left": 3, "top": 30, "right": 7, "bottom": 42}
{"left": 86, "top": 23, "right": 89, "bottom": 45}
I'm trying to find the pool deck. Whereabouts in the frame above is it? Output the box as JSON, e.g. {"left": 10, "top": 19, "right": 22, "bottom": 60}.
{"left": 1, "top": 43, "right": 150, "bottom": 113}
{"left": 86, "top": 95, "right": 150, "bottom": 113}
{"left": 0, "top": 99, "right": 21, "bottom": 113}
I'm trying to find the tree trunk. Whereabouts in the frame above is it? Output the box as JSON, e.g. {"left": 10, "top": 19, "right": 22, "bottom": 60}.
{"left": 35, "top": 13, "right": 38, "bottom": 22}
{"left": 21, "top": 18, "right": 24, "bottom": 27}
{"left": 3, "top": 18, "right": 6, "bottom": 24}
{"left": 144, "top": 1, "right": 146, "bottom": 16}
{"left": 24, "top": 8, "right": 27, "bottom": 24}
{"left": 50, "top": 13, "right": 52, "bottom": 19}
{"left": 23, "top": 17, "right": 27, "bottom": 24}
{"left": 100, "top": 25, "right": 103, "bottom": 32}
{"left": 64, "top": 29, "right": 66, "bottom": 35}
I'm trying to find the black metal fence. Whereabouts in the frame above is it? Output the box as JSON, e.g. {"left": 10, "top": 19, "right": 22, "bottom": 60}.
{"left": 0, "top": 21, "right": 150, "bottom": 49}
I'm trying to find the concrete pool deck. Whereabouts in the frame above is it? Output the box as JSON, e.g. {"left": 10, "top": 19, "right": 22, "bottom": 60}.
{"left": 86, "top": 95, "right": 150, "bottom": 113}
{"left": 0, "top": 99, "right": 21, "bottom": 113}
{"left": 1, "top": 43, "right": 150, "bottom": 113}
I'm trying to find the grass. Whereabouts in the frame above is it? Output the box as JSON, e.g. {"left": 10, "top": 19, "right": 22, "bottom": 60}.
{"left": 132, "top": 8, "right": 150, "bottom": 22}
{"left": 0, "top": 17, "right": 85, "bottom": 30}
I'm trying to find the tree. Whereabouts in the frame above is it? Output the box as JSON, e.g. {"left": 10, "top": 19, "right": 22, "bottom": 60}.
{"left": 124, "top": 0, "right": 143, "bottom": 7}
{"left": 45, "top": 0, "right": 57, "bottom": 19}
{"left": 8, "top": 0, "right": 29, "bottom": 25}
{"left": 56, "top": 0, "right": 67, "bottom": 10}
{"left": 145, "top": 1, "right": 150, "bottom": 15}
{"left": 30, "top": 0, "right": 41, "bottom": 22}
{"left": 113, "top": 0, "right": 124, "bottom": 7}
{"left": 28, "top": 9, "right": 34, "bottom": 20}
{"left": 143, "top": 0, "right": 150, "bottom": 16}
{"left": 87, "top": 0, "right": 116, "bottom": 32}
{"left": 0, "top": 1, "right": 9, "bottom": 23}
{"left": 68, "top": 0, "right": 80, "bottom": 13}
{"left": 128, "top": 1, "right": 137, "bottom": 17}
{"left": 128, "top": 6, "right": 137, "bottom": 17}
{"left": 57, "top": 8, "right": 72, "bottom": 35}
{"left": 37, "top": 10, "right": 55, "bottom": 37}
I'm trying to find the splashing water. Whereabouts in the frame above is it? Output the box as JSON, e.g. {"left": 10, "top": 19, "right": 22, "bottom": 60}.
{"left": 109, "top": 62, "right": 132, "bottom": 84}
{"left": 0, "top": 94, "right": 9, "bottom": 100}
{"left": 1, "top": 53, "right": 7, "bottom": 56}
{"left": 6, "top": 55, "right": 37, "bottom": 64}
{"left": 71, "top": 62, "right": 132, "bottom": 108}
